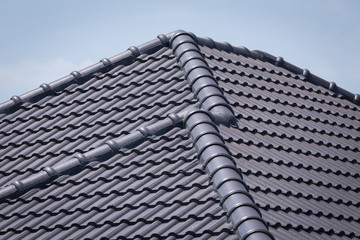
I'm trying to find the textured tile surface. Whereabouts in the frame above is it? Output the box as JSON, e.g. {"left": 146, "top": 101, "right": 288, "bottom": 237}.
{"left": 0, "top": 47, "right": 195, "bottom": 186}
{"left": 0, "top": 127, "right": 235, "bottom": 239}
{"left": 199, "top": 45, "right": 360, "bottom": 239}
{"left": 0, "top": 44, "right": 238, "bottom": 239}
{"left": 1, "top": 31, "right": 359, "bottom": 240}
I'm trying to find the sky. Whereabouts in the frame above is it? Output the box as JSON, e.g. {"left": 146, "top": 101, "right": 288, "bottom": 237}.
{"left": 0, "top": 0, "right": 359, "bottom": 103}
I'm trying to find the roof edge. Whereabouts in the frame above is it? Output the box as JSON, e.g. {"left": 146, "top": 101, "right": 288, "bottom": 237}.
{"left": 0, "top": 33, "right": 171, "bottom": 114}
{"left": 2, "top": 30, "right": 358, "bottom": 114}
{"left": 0, "top": 112, "right": 183, "bottom": 201}
{"left": 194, "top": 34, "right": 360, "bottom": 106}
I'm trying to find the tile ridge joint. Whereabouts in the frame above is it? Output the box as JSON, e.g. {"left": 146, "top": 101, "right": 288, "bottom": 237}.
{"left": 184, "top": 107, "right": 274, "bottom": 240}
{"left": 169, "top": 30, "right": 237, "bottom": 127}
{"left": 0, "top": 112, "right": 184, "bottom": 201}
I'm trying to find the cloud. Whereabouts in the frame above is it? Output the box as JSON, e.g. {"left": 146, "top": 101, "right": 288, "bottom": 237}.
{"left": 0, "top": 58, "right": 94, "bottom": 103}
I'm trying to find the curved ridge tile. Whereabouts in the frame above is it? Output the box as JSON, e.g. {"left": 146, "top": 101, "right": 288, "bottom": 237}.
{"left": 0, "top": 113, "right": 183, "bottom": 200}
{"left": 184, "top": 108, "right": 274, "bottom": 240}
{"left": 170, "top": 31, "right": 236, "bottom": 126}
{"left": 1, "top": 30, "right": 359, "bottom": 240}
{"left": 0, "top": 124, "right": 235, "bottom": 239}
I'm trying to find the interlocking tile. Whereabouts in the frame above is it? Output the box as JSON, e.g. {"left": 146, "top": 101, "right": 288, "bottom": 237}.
{"left": 199, "top": 44, "right": 360, "bottom": 239}
{"left": 0, "top": 30, "right": 359, "bottom": 240}
{"left": 0, "top": 46, "right": 195, "bottom": 187}
{"left": 0, "top": 127, "right": 234, "bottom": 239}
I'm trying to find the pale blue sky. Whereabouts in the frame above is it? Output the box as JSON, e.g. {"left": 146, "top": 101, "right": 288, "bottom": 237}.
{"left": 0, "top": 0, "right": 359, "bottom": 103}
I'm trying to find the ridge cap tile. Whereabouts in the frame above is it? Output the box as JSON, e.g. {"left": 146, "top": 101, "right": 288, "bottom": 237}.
{"left": 0, "top": 113, "right": 183, "bottom": 200}
{"left": 184, "top": 107, "right": 274, "bottom": 240}
{"left": 1, "top": 29, "right": 359, "bottom": 240}
{"left": 1, "top": 29, "right": 357, "bottom": 115}
{"left": 170, "top": 30, "right": 237, "bottom": 126}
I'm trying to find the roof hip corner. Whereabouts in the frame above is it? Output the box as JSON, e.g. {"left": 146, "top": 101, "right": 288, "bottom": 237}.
{"left": 169, "top": 30, "right": 237, "bottom": 126}
{"left": 184, "top": 108, "right": 274, "bottom": 240}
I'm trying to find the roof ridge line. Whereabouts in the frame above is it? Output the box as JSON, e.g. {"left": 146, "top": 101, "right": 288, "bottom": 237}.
{"left": 194, "top": 35, "right": 360, "bottom": 106}
{"left": 2, "top": 30, "right": 358, "bottom": 114}
{"left": 0, "top": 33, "right": 171, "bottom": 114}
{"left": 0, "top": 112, "right": 183, "bottom": 201}
{"left": 184, "top": 107, "right": 274, "bottom": 240}
{"left": 169, "top": 30, "right": 237, "bottom": 126}
{"left": 169, "top": 30, "right": 274, "bottom": 239}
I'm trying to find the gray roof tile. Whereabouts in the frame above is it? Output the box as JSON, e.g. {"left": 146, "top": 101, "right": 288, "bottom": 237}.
{"left": 0, "top": 30, "right": 359, "bottom": 239}
{"left": 0, "top": 127, "right": 234, "bottom": 239}
{"left": 201, "top": 40, "right": 359, "bottom": 238}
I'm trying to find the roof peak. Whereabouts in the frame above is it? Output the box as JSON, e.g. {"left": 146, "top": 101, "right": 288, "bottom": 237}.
{"left": 170, "top": 30, "right": 237, "bottom": 126}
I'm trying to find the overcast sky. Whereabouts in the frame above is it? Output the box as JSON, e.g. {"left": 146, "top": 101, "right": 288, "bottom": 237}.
{"left": 0, "top": 0, "right": 359, "bottom": 103}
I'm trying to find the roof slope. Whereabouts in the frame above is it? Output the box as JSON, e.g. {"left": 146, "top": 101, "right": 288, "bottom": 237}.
{"left": 199, "top": 44, "right": 360, "bottom": 239}
{"left": 0, "top": 30, "right": 359, "bottom": 240}
{"left": 0, "top": 45, "right": 194, "bottom": 186}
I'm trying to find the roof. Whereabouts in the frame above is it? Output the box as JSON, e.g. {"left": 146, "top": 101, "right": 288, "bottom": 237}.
{"left": 0, "top": 30, "right": 359, "bottom": 240}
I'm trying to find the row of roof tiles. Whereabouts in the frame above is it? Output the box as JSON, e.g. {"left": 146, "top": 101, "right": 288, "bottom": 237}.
{"left": 0, "top": 30, "right": 359, "bottom": 239}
